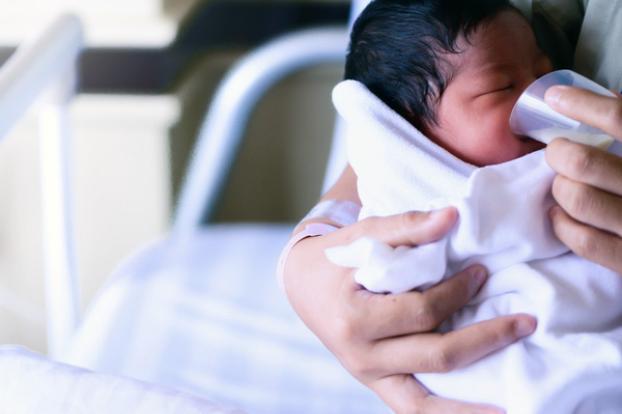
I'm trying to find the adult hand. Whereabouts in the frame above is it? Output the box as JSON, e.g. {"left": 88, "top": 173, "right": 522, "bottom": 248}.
{"left": 544, "top": 86, "right": 622, "bottom": 273}
{"left": 283, "top": 207, "right": 536, "bottom": 413}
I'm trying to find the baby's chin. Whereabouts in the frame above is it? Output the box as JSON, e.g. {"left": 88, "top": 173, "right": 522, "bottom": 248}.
{"left": 477, "top": 135, "right": 546, "bottom": 166}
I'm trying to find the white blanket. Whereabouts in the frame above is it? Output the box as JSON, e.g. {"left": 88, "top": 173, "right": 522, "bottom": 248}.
{"left": 0, "top": 346, "right": 242, "bottom": 414}
{"left": 328, "top": 80, "right": 622, "bottom": 413}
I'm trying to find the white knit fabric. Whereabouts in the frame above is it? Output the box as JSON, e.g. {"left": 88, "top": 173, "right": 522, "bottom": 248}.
{"left": 327, "top": 80, "right": 622, "bottom": 413}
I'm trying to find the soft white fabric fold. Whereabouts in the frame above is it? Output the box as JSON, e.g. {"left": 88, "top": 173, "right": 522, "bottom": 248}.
{"left": 327, "top": 80, "right": 568, "bottom": 293}
{"left": 0, "top": 346, "right": 241, "bottom": 414}
{"left": 327, "top": 79, "right": 622, "bottom": 413}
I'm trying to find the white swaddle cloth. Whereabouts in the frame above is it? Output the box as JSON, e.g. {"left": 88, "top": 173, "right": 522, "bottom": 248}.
{"left": 328, "top": 80, "right": 622, "bottom": 413}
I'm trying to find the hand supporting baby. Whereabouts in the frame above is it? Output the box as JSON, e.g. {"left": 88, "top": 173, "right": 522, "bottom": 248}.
{"left": 283, "top": 87, "right": 622, "bottom": 414}
{"left": 284, "top": 205, "right": 536, "bottom": 414}
{"left": 545, "top": 86, "right": 622, "bottom": 273}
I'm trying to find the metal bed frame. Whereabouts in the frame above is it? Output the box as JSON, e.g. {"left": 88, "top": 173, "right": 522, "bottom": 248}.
{"left": 0, "top": 12, "right": 350, "bottom": 359}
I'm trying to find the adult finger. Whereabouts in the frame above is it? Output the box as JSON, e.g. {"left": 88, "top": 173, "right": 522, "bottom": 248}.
{"left": 550, "top": 205, "right": 622, "bottom": 274}
{"left": 370, "top": 375, "right": 504, "bottom": 414}
{"left": 545, "top": 86, "right": 622, "bottom": 140}
{"left": 369, "top": 314, "right": 536, "bottom": 375}
{"left": 551, "top": 174, "right": 622, "bottom": 237}
{"left": 348, "top": 265, "right": 488, "bottom": 339}
{"left": 332, "top": 207, "right": 458, "bottom": 248}
{"left": 545, "top": 138, "right": 622, "bottom": 196}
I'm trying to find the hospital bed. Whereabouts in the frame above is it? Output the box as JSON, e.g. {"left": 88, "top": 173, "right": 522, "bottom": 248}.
{"left": 61, "top": 19, "right": 387, "bottom": 414}
{"left": 0, "top": 14, "right": 237, "bottom": 413}
{"left": 0, "top": 3, "right": 387, "bottom": 414}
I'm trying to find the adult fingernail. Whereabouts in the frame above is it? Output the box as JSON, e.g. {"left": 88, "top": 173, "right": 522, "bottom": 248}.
{"left": 470, "top": 266, "right": 488, "bottom": 289}
{"left": 544, "top": 85, "right": 569, "bottom": 108}
{"left": 484, "top": 407, "right": 506, "bottom": 414}
{"left": 515, "top": 317, "right": 537, "bottom": 337}
{"left": 549, "top": 205, "right": 561, "bottom": 219}
{"left": 429, "top": 207, "right": 458, "bottom": 223}
{"left": 430, "top": 207, "right": 450, "bottom": 217}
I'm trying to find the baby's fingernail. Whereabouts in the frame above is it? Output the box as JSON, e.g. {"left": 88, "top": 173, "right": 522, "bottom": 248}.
{"left": 544, "top": 85, "right": 569, "bottom": 107}
{"left": 515, "top": 317, "right": 537, "bottom": 337}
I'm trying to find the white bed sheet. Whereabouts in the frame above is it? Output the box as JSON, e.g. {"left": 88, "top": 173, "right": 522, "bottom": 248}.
{"left": 62, "top": 224, "right": 387, "bottom": 414}
{"left": 0, "top": 345, "right": 240, "bottom": 414}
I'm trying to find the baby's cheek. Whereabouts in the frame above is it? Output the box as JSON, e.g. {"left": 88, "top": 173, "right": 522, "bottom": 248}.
{"left": 491, "top": 110, "right": 517, "bottom": 143}
{"left": 482, "top": 113, "right": 508, "bottom": 140}
{"left": 464, "top": 133, "right": 502, "bottom": 165}
{"left": 482, "top": 122, "right": 520, "bottom": 163}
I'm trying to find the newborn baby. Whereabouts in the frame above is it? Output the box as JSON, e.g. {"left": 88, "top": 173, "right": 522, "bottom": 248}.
{"left": 328, "top": 0, "right": 622, "bottom": 412}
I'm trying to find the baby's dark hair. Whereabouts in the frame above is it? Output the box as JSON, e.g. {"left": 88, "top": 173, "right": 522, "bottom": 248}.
{"left": 345, "top": 0, "right": 518, "bottom": 130}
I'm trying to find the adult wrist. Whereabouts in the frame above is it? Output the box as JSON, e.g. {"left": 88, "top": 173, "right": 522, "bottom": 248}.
{"left": 299, "top": 199, "right": 361, "bottom": 227}
{"left": 276, "top": 199, "right": 361, "bottom": 289}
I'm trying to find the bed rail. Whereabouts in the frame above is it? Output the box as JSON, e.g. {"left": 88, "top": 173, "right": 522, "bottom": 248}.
{"left": 0, "top": 14, "right": 84, "bottom": 357}
{"left": 173, "top": 26, "right": 348, "bottom": 237}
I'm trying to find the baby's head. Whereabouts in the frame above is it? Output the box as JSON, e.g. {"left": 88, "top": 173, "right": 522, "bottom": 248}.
{"left": 345, "top": 0, "right": 553, "bottom": 165}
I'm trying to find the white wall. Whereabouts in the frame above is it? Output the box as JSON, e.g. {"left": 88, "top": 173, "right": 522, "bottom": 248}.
{"left": 0, "top": 0, "right": 199, "bottom": 46}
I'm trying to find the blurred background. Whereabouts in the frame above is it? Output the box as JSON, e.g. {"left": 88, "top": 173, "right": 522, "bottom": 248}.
{"left": 0, "top": 0, "right": 349, "bottom": 352}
